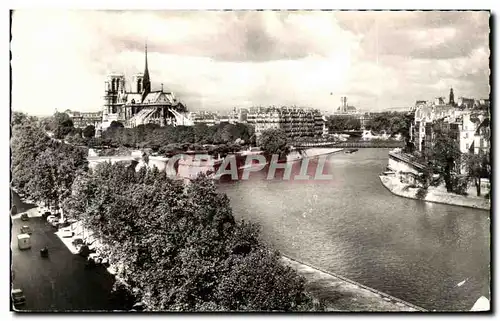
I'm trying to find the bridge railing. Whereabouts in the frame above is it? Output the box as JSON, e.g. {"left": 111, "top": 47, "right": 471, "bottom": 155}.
{"left": 388, "top": 151, "right": 426, "bottom": 170}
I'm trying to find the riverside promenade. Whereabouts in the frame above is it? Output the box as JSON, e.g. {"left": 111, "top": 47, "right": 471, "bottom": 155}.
{"left": 281, "top": 256, "right": 426, "bottom": 312}
{"left": 53, "top": 220, "right": 425, "bottom": 312}
{"left": 380, "top": 175, "right": 490, "bottom": 211}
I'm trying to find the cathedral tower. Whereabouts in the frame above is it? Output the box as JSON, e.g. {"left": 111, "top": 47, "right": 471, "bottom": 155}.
{"left": 104, "top": 74, "right": 125, "bottom": 114}
{"left": 449, "top": 87, "right": 455, "bottom": 106}
{"left": 133, "top": 74, "right": 144, "bottom": 93}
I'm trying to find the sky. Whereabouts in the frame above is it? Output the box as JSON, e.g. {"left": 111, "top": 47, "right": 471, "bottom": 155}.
{"left": 11, "top": 10, "right": 490, "bottom": 116}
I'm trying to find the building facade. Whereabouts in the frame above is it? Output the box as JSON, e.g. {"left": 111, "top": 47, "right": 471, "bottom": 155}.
{"left": 457, "top": 97, "right": 475, "bottom": 109}
{"left": 100, "top": 45, "right": 192, "bottom": 131}
{"left": 335, "top": 96, "right": 358, "bottom": 115}
{"left": 65, "top": 110, "right": 103, "bottom": 129}
{"left": 188, "top": 108, "right": 249, "bottom": 126}
{"left": 412, "top": 104, "right": 489, "bottom": 156}
{"left": 472, "top": 117, "right": 490, "bottom": 155}
{"left": 247, "top": 106, "right": 324, "bottom": 139}
{"left": 189, "top": 111, "right": 218, "bottom": 126}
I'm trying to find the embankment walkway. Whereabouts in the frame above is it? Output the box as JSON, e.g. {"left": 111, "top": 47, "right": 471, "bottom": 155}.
{"left": 380, "top": 175, "right": 490, "bottom": 211}
{"left": 281, "top": 256, "right": 426, "bottom": 312}
{"left": 51, "top": 213, "right": 426, "bottom": 311}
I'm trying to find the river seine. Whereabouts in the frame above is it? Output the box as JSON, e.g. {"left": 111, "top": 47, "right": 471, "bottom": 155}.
{"left": 217, "top": 148, "right": 490, "bottom": 311}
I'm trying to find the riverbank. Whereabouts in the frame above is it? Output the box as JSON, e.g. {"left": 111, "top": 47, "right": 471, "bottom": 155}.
{"left": 281, "top": 256, "right": 425, "bottom": 311}
{"left": 52, "top": 216, "right": 423, "bottom": 312}
{"left": 380, "top": 175, "right": 490, "bottom": 211}
{"left": 286, "top": 147, "right": 343, "bottom": 162}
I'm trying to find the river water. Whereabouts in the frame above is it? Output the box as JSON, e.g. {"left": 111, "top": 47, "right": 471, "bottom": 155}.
{"left": 217, "top": 148, "right": 490, "bottom": 311}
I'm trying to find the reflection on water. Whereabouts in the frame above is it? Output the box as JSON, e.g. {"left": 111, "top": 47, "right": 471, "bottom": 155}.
{"left": 218, "top": 148, "right": 490, "bottom": 311}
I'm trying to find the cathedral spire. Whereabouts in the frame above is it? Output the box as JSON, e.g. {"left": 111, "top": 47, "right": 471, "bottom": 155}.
{"left": 141, "top": 41, "right": 151, "bottom": 102}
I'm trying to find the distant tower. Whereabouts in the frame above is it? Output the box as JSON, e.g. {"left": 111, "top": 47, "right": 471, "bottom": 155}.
{"left": 449, "top": 87, "right": 455, "bottom": 106}
{"left": 340, "top": 96, "right": 348, "bottom": 113}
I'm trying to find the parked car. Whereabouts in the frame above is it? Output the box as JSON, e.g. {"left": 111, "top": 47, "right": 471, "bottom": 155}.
{"left": 40, "top": 247, "right": 49, "bottom": 258}
{"left": 57, "top": 220, "right": 71, "bottom": 228}
{"left": 130, "top": 301, "right": 146, "bottom": 311}
{"left": 17, "top": 234, "right": 31, "bottom": 250}
{"left": 42, "top": 211, "right": 52, "bottom": 219}
{"left": 38, "top": 207, "right": 48, "bottom": 215}
{"left": 72, "top": 238, "right": 84, "bottom": 248}
{"left": 11, "top": 289, "right": 26, "bottom": 306}
{"left": 77, "top": 244, "right": 91, "bottom": 256}
{"left": 51, "top": 218, "right": 64, "bottom": 228}
{"left": 88, "top": 253, "right": 102, "bottom": 264}
{"left": 20, "top": 225, "right": 32, "bottom": 235}
{"left": 20, "top": 213, "right": 29, "bottom": 221}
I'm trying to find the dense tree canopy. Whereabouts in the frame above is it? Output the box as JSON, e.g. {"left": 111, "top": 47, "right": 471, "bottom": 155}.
{"left": 110, "top": 121, "right": 125, "bottom": 129}
{"left": 426, "top": 124, "right": 463, "bottom": 193}
{"left": 97, "top": 122, "right": 255, "bottom": 154}
{"left": 325, "top": 115, "right": 361, "bottom": 131}
{"left": 62, "top": 164, "right": 314, "bottom": 311}
{"left": 463, "top": 152, "right": 490, "bottom": 196}
{"left": 325, "top": 112, "right": 413, "bottom": 142}
{"left": 83, "top": 125, "right": 96, "bottom": 138}
{"left": 11, "top": 111, "right": 37, "bottom": 127}
{"left": 365, "top": 112, "right": 412, "bottom": 136}
{"left": 258, "top": 128, "right": 290, "bottom": 159}
{"left": 52, "top": 112, "right": 75, "bottom": 139}
{"left": 11, "top": 120, "right": 88, "bottom": 209}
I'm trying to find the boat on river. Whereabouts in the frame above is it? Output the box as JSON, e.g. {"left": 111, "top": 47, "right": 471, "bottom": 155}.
{"left": 345, "top": 148, "right": 359, "bottom": 154}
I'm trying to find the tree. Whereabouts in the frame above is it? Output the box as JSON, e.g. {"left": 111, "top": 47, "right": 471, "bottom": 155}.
{"left": 345, "top": 117, "right": 361, "bottom": 130}
{"left": 258, "top": 128, "right": 290, "bottom": 160}
{"left": 11, "top": 123, "right": 53, "bottom": 193}
{"left": 52, "top": 112, "right": 75, "bottom": 139}
{"left": 194, "top": 123, "right": 215, "bottom": 144}
{"left": 83, "top": 125, "right": 96, "bottom": 138}
{"left": 39, "top": 116, "right": 55, "bottom": 132}
{"left": 63, "top": 165, "right": 315, "bottom": 311}
{"left": 427, "top": 126, "right": 462, "bottom": 193}
{"left": 109, "top": 121, "right": 124, "bottom": 129}
{"left": 11, "top": 111, "right": 37, "bottom": 127}
{"left": 326, "top": 115, "right": 360, "bottom": 132}
{"left": 463, "top": 152, "right": 490, "bottom": 196}
{"left": 65, "top": 130, "right": 86, "bottom": 145}
{"left": 11, "top": 120, "right": 88, "bottom": 209}
{"left": 365, "top": 111, "right": 411, "bottom": 136}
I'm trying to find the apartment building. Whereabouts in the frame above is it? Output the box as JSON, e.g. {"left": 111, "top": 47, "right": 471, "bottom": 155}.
{"left": 189, "top": 111, "right": 217, "bottom": 126}
{"left": 247, "top": 106, "right": 324, "bottom": 139}
{"left": 412, "top": 103, "right": 489, "bottom": 157}
{"left": 65, "top": 110, "right": 103, "bottom": 129}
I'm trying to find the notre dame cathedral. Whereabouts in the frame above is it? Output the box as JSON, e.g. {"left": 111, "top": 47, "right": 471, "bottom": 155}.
{"left": 101, "top": 44, "right": 193, "bottom": 131}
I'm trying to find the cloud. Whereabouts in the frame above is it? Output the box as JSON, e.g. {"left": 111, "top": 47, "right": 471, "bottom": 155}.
{"left": 11, "top": 10, "right": 490, "bottom": 115}
{"left": 93, "top": 11, "right": 358, "bottom": 62}
{"left": 337, "top": 11, "right": 490, "bottom": 60}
